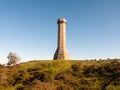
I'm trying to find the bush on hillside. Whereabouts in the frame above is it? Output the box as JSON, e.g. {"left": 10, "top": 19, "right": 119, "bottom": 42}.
{"left": 7, "top": 52, "right": 21, "bottom": 66}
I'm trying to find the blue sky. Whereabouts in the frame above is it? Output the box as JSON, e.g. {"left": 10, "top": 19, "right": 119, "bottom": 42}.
{"left": 0, "top": 0, "right": 120, "bottom": 64}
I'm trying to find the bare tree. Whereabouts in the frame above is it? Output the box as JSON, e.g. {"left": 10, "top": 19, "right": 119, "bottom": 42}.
{"left": 7, "top": 52, "right": 21, "bottom": 65}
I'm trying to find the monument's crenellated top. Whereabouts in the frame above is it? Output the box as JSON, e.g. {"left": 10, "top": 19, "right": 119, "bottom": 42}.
{"left": 57, "top": 18, "right": 67, "bottom": 24}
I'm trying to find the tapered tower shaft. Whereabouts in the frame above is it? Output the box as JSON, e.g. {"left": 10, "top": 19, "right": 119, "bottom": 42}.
{"left": 53, "top": 18, "right": 70, "bottom": 60}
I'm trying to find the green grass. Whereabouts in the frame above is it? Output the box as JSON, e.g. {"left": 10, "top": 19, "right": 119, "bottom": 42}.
{"left": 0, "top": 59, "right": 120, "bottom": 90}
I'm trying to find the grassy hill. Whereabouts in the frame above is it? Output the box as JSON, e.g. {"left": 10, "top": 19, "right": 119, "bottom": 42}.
{"left": 0, "top": 59, "right": 120, "bottom": 90}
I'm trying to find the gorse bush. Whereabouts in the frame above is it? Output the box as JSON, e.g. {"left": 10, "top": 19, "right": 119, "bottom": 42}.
{"left": 0, "top": 59, "right": 120, "bottom": 90}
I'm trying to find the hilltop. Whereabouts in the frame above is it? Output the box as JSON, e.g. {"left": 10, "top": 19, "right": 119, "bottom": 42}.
{"left": 0, "top": 59, "right": 120, "bottom": 90}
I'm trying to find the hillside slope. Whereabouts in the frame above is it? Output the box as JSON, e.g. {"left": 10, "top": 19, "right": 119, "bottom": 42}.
{"left": 0, "top": 60, "right": 120, "bottom": 90}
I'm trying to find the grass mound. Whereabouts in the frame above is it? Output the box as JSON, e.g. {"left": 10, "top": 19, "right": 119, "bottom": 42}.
{"left": 0, "top": 59, "right": 120, "bottom": 90}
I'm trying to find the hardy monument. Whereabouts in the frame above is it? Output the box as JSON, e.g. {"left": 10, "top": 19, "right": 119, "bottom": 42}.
{"left": 53, "top": 18, "right": 70, "bottom": 60}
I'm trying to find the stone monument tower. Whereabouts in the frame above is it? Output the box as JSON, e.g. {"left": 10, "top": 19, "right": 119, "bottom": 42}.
{"left": 53, "top": 18, "right": 70, "bottom": 60}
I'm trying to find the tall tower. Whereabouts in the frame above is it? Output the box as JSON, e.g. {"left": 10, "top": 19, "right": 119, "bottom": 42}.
{"left": 53, "top": 18, "right": 70, "bottom": 60}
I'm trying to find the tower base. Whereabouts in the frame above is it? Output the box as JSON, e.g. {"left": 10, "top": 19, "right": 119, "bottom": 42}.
{"left": 53, "top": 48, "right": 70, "bottom": 60}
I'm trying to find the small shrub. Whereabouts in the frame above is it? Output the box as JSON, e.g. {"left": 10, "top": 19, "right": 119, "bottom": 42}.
{"left": 7, "top": 52, "right": 21, "bottom": 66}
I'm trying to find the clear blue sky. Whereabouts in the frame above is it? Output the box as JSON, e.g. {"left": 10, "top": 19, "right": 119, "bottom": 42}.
{"left": 0, "top": 0, "right": 120, "bottom": 64}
